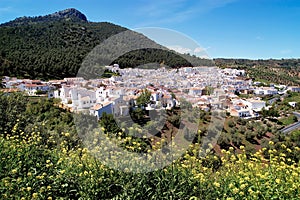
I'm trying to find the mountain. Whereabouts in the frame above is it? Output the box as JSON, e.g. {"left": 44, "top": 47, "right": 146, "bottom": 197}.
{"left": 0, "top": 8, "right": 212, "bottom": 80}
{"left": 1, "top": 8, "right": 299, "bottom": 82}
{"left": 0, "top": 8, "right": 87, "bottom": 27}
{"left": 0, "top": 9, "right": 129, "bottom": 79}
{"left": 50, "top": 8, "right": 87, "bottom": 21}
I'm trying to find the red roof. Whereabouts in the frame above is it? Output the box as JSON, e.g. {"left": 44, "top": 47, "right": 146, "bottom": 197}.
{"left": 31, "top": 80, "right": 41, "bottom": 83}
{"left": 25, "top": 84, "right": 38, "bottom": 87}
{"left": 25, "top": 84, "right": 47, "bottom": 87}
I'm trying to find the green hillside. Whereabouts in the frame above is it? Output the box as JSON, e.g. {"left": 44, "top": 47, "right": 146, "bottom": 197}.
{"left": 0, "top": 8, "right": 213, "bottom": 80}
{"left": 0, "top": 9, "right": 127, "bottom": 79}
{"left": 214, "top": 58, "right": 300, "bottom": 86}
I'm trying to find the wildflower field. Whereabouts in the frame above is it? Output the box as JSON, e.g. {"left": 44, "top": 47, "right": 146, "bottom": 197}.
{"left": 0, "top": 93, "right": 300, "bottom": 199}
{"left": 1, "top": 124, "right": 300, "bottom": 199}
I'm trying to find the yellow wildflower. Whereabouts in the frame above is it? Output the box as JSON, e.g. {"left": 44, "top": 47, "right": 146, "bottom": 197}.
{"left": 232, "top": 187, "right": 239, "bottom": 194}
{"left": 32, "top": 193, "right": 38, "bottom": 199}
{"left": 213, "top": 182, "right": 220, "bottom": 187}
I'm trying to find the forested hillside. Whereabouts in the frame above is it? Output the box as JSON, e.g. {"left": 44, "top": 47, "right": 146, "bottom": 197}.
{"left": 1, "top": 8, "right": 299, "bottom": 83}
{"left": 0, "top": 9, "right": 127, "bottom": 79}
{"left": 0, "top": 8, "right": 212, "bottom": 80}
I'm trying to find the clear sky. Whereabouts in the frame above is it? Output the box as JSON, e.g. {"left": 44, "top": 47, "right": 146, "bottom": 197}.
{"left": 0, "top": 0, "right": 299, "bottom": 59}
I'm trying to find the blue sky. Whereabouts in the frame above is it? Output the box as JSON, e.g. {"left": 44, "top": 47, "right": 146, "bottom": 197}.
{"left": 0, "top": 0, "right": 299, "bottom": 59}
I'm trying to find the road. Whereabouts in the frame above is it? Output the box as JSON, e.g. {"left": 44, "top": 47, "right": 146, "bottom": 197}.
{"left": 281, "top": 122, "right": 300, "bottom": 134}
{"left": 281, "top": 112, "right": 300, "bottom": 134}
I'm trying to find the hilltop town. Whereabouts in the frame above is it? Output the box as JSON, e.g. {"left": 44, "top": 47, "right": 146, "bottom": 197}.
{"left": 2, "top": 65, "right": 300, "bottom": 120}
{"left": 1, "top": 4, "right": 300, "bottom": 199}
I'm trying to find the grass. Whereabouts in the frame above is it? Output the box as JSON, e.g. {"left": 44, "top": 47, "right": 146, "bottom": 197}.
{"left": 283, "top": 92, "right": 300, "bottom": 103}
{"left": 278, "top": 114, "right": 298, "bottom": 126}
{"left": 253, "top": 78, "right": 272, "bottom": 85}
{"left": 275, "top": 92, "right": 300, "bottom": 113}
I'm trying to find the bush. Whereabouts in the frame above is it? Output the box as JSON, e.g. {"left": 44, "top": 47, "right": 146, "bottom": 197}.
{"left": 227, "top": 119, "right": 235, "bottom": 128}
{"left": 1, "top": 94, "right": 300, "bottom": 199}
{"left": 1, "top": 127, "right": 300, "bottom": 199}
{"left": 35, "top": 90, "right": 46, "bottom": 95}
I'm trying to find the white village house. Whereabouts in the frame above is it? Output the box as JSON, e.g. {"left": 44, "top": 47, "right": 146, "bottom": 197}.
{"left": 254, "top": 87, "right": 278, "bottom": 95}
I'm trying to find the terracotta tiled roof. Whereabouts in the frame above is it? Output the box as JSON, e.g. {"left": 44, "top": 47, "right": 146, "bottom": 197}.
{"left": 92, "top": 104, "right": 102, "bottom": 110}
{"left": 25, "top": 84, "right": 47, "bottom": 87}
{"left": 25, "top": 84, "right": 39, "bottom": 87}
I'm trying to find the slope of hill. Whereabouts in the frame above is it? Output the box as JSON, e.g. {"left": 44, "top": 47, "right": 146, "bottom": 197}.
{"left": 1, "top": 9, "right": 299, "bottom": 82}
{"left": 0, "top": 9, "right": 128, "bottom": 79}
{"left": 0, "top": 8, "right": 212, "bottom": 80}
{"left": 214, "top": 58, "right": 300, "bottom": 86}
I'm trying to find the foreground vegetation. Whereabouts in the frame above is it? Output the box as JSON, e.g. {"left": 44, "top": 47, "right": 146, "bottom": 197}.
{"left": 0, "top": 92, "right": 300, "bottom": 199}
{"left": 1, "top": 125, "right": 299, "bottom": 199}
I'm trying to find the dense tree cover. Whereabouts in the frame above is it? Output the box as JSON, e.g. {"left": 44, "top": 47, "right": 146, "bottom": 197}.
{"left": 1, "top": 9, "right": 299, "bottom": 83}
{"left": 114, "top": 49, "right": 215, "bottom": 69}
{"left": 114, "top": 48, "right": 192, "bottom": 69}
{"left": 0, "top": 19, "right": 127, "bottom": 80}
{"left": 0, "top": 9, "right": 214, "bottom": 80}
